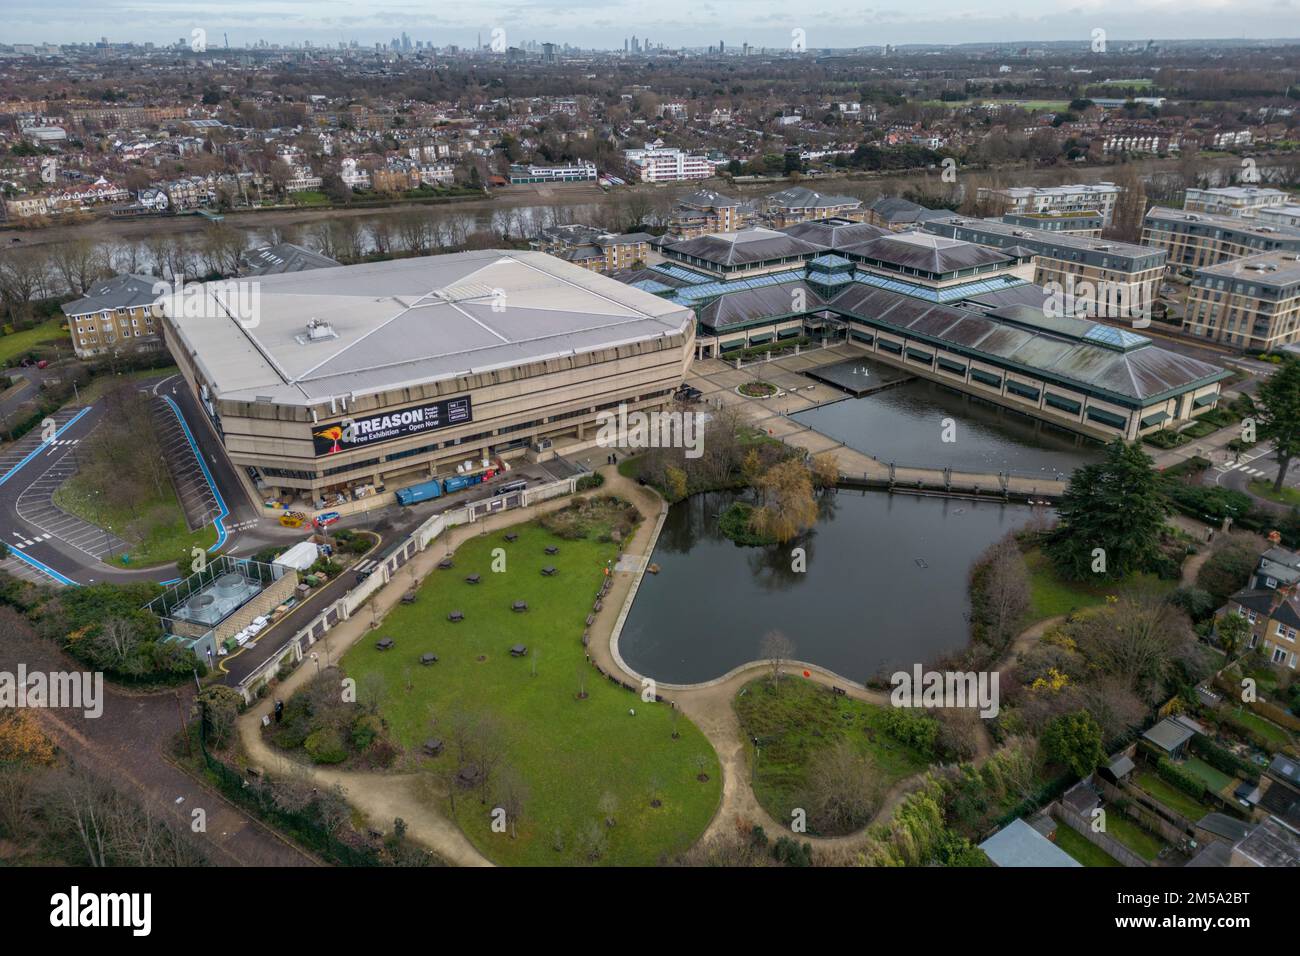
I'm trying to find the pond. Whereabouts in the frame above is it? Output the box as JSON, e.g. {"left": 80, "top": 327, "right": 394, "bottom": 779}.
{"left": 792, "top": 359, "right": 1102, "bottom": 479}
{"left": 618, "top": 488, "right": 1046, "bottom": 685}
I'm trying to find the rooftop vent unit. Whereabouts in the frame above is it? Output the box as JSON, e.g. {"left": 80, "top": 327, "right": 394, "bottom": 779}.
{"left": 295, "top": 318, "right": 339, "bottom": 345}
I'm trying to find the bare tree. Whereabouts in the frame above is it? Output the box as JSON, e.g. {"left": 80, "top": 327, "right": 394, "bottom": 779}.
{"left": 760, "top": 630, "right": 796, "bottom": 686}
{"left": 805, "top": 740, "right": 884, "bottom": 835}
{"left": 493, "top": 764, "right": 529, "bottom": 839}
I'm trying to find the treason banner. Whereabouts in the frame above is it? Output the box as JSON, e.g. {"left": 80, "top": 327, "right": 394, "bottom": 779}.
{"left": 312, "top": 396, "right": 473, "bottom": 456}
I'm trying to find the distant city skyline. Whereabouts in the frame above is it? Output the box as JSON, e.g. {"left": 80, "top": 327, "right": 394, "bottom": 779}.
{"left": 7, "top": 0, "right": 1300, "bottom": 50}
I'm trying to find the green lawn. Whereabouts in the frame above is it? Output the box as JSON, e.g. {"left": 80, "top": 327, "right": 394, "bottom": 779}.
{"left": 1225, "top": 706, "right": 1295, "bottom": 747}
{"left": 1248, "top": 479, "right": 1300, "bottom": 509}
{"left": 1133, "top": 771, "right": 1214, "bottom": 821}
{"left": 52, "top": 473, "right": 217, "bottom": 568}
{"left": 734, "top": 676, "right": 931, "bottom": 836}
{"left": 72, "top": 366, "right": 178, "bottom": 406}
{"left": 1181, "top": 756, "right": 1235, "bottom": 796}
{"left": 1024, "top": 547, "right": 1175, "bottom": 623}
{"left": 340, "top": 515, "right": 721, "bottom": 866}
{"left": 1105, "top": 812, "right": 1166, "bottom": 861}
{"left": 1053, "top": 822, "right": 1122, "bottom": 867}
{"left": 0, "top": 319, "right": 64, "bottom": 366}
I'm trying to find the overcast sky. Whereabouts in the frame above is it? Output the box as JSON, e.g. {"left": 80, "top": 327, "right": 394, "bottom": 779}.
{"left": 7, "top": 0, "right": 1297, "bottom": 49}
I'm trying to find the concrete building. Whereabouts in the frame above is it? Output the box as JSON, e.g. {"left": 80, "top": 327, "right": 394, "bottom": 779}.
{"left": 923, "top": 215, "right": 1167, "bottom": 313}
{"left": 529, "top": 224, "right": 652, "bottom": 273}
{"left": 623, "top": 144, "right": 715, "bottom": 182}
{"left": 1258, "top": 204, "right": 1300, "bottom": 229}
{"left": 763, "top": 186, "right": 863, "bottom": 227}
{"left": 977, "top": 183, "right": 1121, "bottom": 225}
{"left": 863, "top": 196, "right": 949, "bottom": 232}
{"left": 616, "top": 228, "right": 1224, "bottom": 442}
{"left": 1184, "top": 250, "right": 1300, "bottom": 351}
{"left": 1183, "top": 186, "right": 1289, "bottom": 218}
{"left": 61, "top": 274, "right": 164, "bottom": 358}
{"left": 667, "top": 189, "right": 755, "bottom": 239}
{"left": 1142, "top": 206, "right": 1300, "bottom": 274}
{"left": 507, "top": 161, "right": 597, "bottom": 184}
{"left": 1002, "top": 210, "right": 1104, "bottom": 237}
{"left": 160, "top": 250, "right": 694, "bottom": 504}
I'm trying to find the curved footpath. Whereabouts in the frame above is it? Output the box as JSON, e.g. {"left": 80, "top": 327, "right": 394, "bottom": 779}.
{"left": 234, "top": 463, "right": 1216, "bottom": 865}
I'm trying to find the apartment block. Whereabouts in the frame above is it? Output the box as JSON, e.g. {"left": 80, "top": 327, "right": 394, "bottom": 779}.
{"left": 61, "top": 274, "right": 164, "bottom": 359}
{"left": 924, "top": 215, "right": 1167, "bottom": 312}
{"left": 1184, "top": 251, "right": 1300, "bottom": 351}
{"left": 1183, "top": 186, "right": 1289, "bottom": 218}
{"left": 623, "top": 144, "right": 715, "bottom": 182}
{"left": 976, "top": 183, "right": 1121, "bottom": 225}
{"left": 1142, "top": 206, "right": 1300, "bottom": 273}
{"left": 530, "top": 224, "right": 652, "bottom": 273}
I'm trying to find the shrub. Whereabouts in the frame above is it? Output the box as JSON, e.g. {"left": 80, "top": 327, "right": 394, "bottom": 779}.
{"left": 879, "top": 708, "right": 940, "bottom": 756}
{"left": 304, "top": 728, "right": 348, "bottom": 764}
{"left": 351, "top": 713, "right": 383, "bottom": 750}
{"left": 1189, "top": 735, "right": 1259, "bottom": 783}
{"left": 771, "top": 836, "right": 813, "bottom": 867}
{"left": 1041, "top": 710, "right": 1104, "bottom": 777}
{"left": 1167, "top": 587, "right": 1217, "bottom": 622}
{"left": 575, "top": 472, "right": 605, "bottom": 491}
{"left": 1196, "top": 539, "right": 1261, "bottom": 607}
{"left": 1156, "top": 756, "right": 1206, "bottom": 800}
{"left": 718, "top": 501, "right": 777, "bottom": 546}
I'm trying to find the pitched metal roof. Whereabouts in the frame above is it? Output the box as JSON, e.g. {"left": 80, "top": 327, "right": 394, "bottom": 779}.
{"left": 779, "top": 217, "right": 891, "bottom": 249}
{"left": 765, "top": 185, "right": 860, "bottom": 210}
{"left": 163, "top": 249, "right": 693, "bottom": 407}
{"left": 61, "top": 273, "right": 161, "bottom": 316}
{"left": 841, "top": 231, "right": 1014, "bottom": 274}
{"left": 662, "top": 227, "right": 824, "bottom": 267}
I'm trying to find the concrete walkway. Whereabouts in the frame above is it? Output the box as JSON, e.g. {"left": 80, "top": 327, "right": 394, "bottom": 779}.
{"left": 233, "top": 446, "right": 1218, "bottom": 866}
{"left": 687, "top": 349, "right": 1068, "bottom": 499}
{"left": 233, "top": 488, "right": 607, "bottom": 867}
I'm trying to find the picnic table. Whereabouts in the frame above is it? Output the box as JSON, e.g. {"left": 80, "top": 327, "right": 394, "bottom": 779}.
{"left": 437, "top": 558, "right": 453, "bottom": 570}
{"left": 376, "top": 638, "right": 395, "bottom": 650}
{"left": 448, "top": 611, "right": 464, "bottom": 623}
{"left": 510, "top": 644, "right": 528, "bottom": 657}
{"left": 545, "top": 545, "right": 559, "bottom": 555}
{"left": 422, "top": 739, "right": 444, "bottom": 756}
{"left": 512, "top": 601, "right": 528, "bottom": 612}
{"left": 420, "top": 652, "right": 439, "bottom": 665}
{"left": 465, "top": 574, "right": 481, "bottom": 584}
{"left": 504, "top": 533, "right": 519, "bottom": 542}
{"left": 541, "top": 566, "right": 558, "bottom": 576}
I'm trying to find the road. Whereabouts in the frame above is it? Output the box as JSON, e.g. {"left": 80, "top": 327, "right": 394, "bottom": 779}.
{"left": 0, "top": 610, "right": 318, "bottom": 866}
{"left": 0, "top": 372, "right": 276, "bottom": 586}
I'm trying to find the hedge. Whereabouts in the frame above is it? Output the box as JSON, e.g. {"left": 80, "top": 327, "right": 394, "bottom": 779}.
{"left": 1156, "top": 756, "right": 1207, "bottom": 799}
{"left": 1190, "top": 735, "right": 1260, "bottom": 784}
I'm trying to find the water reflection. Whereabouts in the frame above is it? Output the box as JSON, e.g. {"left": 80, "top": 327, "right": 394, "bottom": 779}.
{"left": 793, "top": 361, "right": 1102, "bottom": 478}
{"left": 620, "top": 488, "right": 1043, "bottom": 685}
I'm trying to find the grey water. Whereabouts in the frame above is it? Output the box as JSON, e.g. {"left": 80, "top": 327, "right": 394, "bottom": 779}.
{"left": 619, "top": 488, "right": 1045, "bottom": 685}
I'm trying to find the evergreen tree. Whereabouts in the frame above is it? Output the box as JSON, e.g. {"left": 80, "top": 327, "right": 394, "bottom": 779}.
{"left": 1255, "top": 358, "right": 1300, "bottom": 493}
{"left": 1047, "top": 439, "right": 1167, "bottom": 580}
